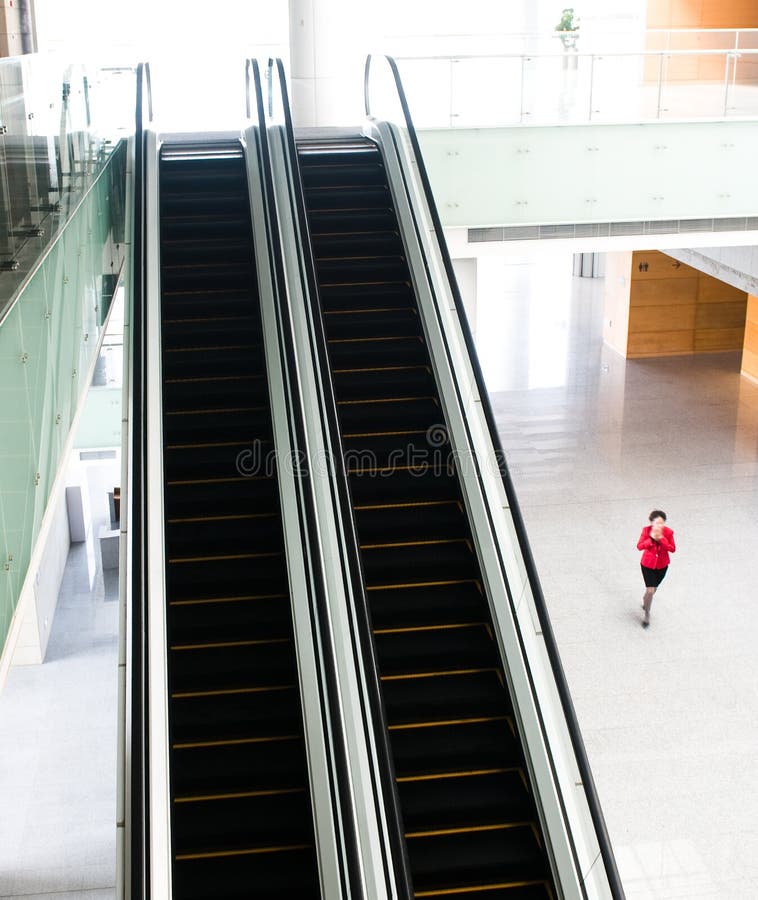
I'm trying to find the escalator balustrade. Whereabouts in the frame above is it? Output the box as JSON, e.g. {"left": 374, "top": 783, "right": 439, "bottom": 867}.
{"left": 298, "top": 138, "right": 558, "bottom": 900}
{"left": 158, "top": 141, "right": 320, "bottom": 899}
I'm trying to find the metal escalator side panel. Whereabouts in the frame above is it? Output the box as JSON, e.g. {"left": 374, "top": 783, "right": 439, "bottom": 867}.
{"left": 144, "top": 126, "right": 173, "bottom": 898}
{"left": 157, "top": 137, "right": 322, "bottom": 899}
{"left": 241, "top": 123, "right": 349, "bottom": 900}
{"left": 364, "top": 119, "right": 607, "bottom": 897}
{"left": 267, "top": 123, "right": 401, "bottom": 900}
{"left": 298, "top": 135, "right": 563, "bottom": 900}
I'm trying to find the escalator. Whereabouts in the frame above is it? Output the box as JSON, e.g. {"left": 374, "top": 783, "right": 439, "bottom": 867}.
{"left": 298, "top": 137, "right": 558, "bottom": 900}
{"left": 157, "top": 140, "right": 321, "bottom": 899}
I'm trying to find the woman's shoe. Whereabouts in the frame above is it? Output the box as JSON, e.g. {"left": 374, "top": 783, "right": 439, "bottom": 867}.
{"left": 642, "top": 611, "right": 650, "bottom": 628}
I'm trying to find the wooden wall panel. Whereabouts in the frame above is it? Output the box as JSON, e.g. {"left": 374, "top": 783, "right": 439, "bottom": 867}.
{"left": 624, "top": 250, "right": 747, "bottom": 358}
{"left": 695, "top": 327, "right": 746, "bottom": 351}
{"left": 630, "top": 304, "right": 696, "bottom": 332}
{"left": 741, "top": 294, "right": 758, "bottom": 382}
{"left": 695, "top": 301, "right": 747, "bottom": 329}
{"left": 628, "top": 330, "right": 694, "bottom": 356}
{"left": 646, "top": 0, "right": 758, "bottom": 82}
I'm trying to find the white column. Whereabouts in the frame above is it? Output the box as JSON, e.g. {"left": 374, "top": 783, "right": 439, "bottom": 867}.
{"left": 288, "top": 0, "right": 377, "bottom": 126}
{"left": 452, "top": 257, "right": 478, "bottom": 334}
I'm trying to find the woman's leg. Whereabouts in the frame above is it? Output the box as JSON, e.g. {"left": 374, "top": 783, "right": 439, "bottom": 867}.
{"left": 642, "top": 587, "right": 655, "bottom": 627}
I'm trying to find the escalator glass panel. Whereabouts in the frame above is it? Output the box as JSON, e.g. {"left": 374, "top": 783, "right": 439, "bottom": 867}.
{"left": 298, "top": 137, "right": 558, "bottom": 900}
{"left": 158, "top": 140, "right": 321, "bottom": 900}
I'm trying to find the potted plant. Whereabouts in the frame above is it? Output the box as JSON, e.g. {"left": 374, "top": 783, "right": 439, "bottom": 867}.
{"left": 555, "top": 7, "right": 580, "bottom": 51}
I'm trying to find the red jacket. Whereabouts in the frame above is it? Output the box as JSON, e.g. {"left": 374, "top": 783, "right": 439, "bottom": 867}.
{"left": 637, "top": 525, "right": 675, "bottom": 569}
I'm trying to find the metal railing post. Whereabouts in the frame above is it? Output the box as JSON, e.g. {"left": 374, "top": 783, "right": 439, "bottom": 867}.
{"left": 656, "top": 52, "right": 665, "bottom": 118}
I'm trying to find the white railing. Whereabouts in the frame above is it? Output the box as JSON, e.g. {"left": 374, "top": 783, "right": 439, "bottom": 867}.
{"left": 391, "top": 48, "right": 758, "bottom": 127}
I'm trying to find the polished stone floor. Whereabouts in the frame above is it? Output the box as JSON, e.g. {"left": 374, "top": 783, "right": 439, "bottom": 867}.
{"left": 478, "top": 250, "right": 758, "bottom": 899}
{"left": 0, "top": 537, "right": 118, "bottom": 900}
{"left": 1, "top": 250, "right": 757, "bottom": 898}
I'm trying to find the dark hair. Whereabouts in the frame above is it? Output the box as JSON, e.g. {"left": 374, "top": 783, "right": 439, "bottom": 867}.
{"left": 649, "top": 509, "right": 667, "bottom": 522}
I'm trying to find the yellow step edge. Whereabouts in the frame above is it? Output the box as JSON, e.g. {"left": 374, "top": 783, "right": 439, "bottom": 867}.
{"left": 167, "top": 512, "right": 276, "bottom": 524}
{"left": 175, "top": 842, "right": 311, "bottom": 861}
{"left": 174, "top": 785, "right": 304, "bottom": 804}
{"left": 165, "top": 405, "right": 265, "bottom": 417}
{"left": 337, "top": 395, "right": 433, "bottom": 406}
{"left": 367, "top": 579, "right": 481, "bottom": 593}
{"left": 164, "top": 374, "right": 262, "bottom": 385}
{"left": 333, "top": 365, "right": 429, "bottom": 375}
{"left": 166, "top": 475, "right": 266, "bottom": 486}
{"left": 321, "top": 280, "right": 410, "bottom": 290}
{"left": 414, "top": 879, "right": 551, "bottom": 898}
{"left": 405, "top": 820, "right": 534, "bottom": 840}
{"left": 165, "top": 343, "right": 255, "bottom": 353}
{"left": 170, "top": 593, "right": 286, "bottom": 607}
{"left": 342, "top": 428, "right": 426, "bottom": 439}
{"left": 163, "top": 315, "right": 253, "bottom": 324}
{"left": 170, "top": 637, "right": 289, "bottom": 652}
{"left": 361, "top": 538, "right": 470, "bottom": 552}
{"left": 373, "top": 622, "right": 485, "bottom": 636}
{"left": 324, "top": 306, "right": 410, "bottom": 316}
{"left": 327, "top": 334, "right": 419, "bottom": 345}
{"left": 168, "top": 550, "right": 280, "bottom": 564}
{"left": 348, "top": 464, "right": 448, "bottom": 476}
{"left": 381, "top": 666, "right": 498, "bottom": 682}
{"left": 171, "top": 684, "right": 293, "bottom": 700}
{"left": 354, "top": 499, "right": 458, "bottom": 512}
{"left": 173, "top": 733, "right": 299, "bottom": 751}
{"left": 396, "top": 766, "right": 520, "bottom": 784}
{"left": 166, "top": 439, "right": 263, "bottom": 450}
{"left": 388, "top": 714, "right": 512, "bottom": 732}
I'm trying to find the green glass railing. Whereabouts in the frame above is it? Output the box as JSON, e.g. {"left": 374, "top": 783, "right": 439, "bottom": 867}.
{"left": 0, "top": 140, "right": 127, "bottom": 656}
{"left": 0, "top": 55, "right": 133, "bottom": 317}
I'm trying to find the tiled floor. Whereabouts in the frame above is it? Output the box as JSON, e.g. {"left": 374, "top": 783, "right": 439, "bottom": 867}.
{"left": 0, "top": 533, "right": 118, "bottom": 900}
{"left": 478, "top": 251, "right": 758, "bottom": 899}
{"left": 1, "top": 250, "right": 757, "bottom": 898}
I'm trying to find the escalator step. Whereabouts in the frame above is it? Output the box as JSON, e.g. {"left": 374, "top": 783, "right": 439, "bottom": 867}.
{"left": 374, "top": 621, "right": 498, "bottom": 675}
{"left": 302, "top": 183, "right": 391, "bottom": 212}
{"left": 170, "top": 684, "right": 301, "bottom": 744}
{"left": 398, "top": 769, "right": 536, "bottom": 832}
{"left": 172, "top": 785, "right": 315, "bottom": 855}
{"left": 168, "top": 589, "right": 291, "bottom": 645}
{"left": 298, "top": 135, "right": 554, "bottom": 900}
{"left": 171, "top": 734, "right": 306, "bottom": 796}
{"left": 172, "top": 846, "right": 321, "bottom": 900}
{"left": 390, "top": 717, "right": 522, "bottom": 778}
{"left": 323, "top": 307, "right": 420, "bottom": 341}
{"left": 159, "top": 141, "right": 320, "bottom": 899}
{"left": 382, "top": 668, "right": 508, "bottom": 724}
{"left": 406, "top": 824, "right": 546, "bottom": 894}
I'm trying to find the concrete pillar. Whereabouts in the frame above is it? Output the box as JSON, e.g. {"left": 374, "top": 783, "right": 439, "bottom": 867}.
{"left": 288, "top": 0, "right": 376, "bottom": 126}
{"left": 0, "top": 0, "right": 37, "bottom": 56}
{"left": 452, "top": 257, "right": 477, "bottom": 334}
{"left": 603, "top": 251, "right": 632, "bottom": 357}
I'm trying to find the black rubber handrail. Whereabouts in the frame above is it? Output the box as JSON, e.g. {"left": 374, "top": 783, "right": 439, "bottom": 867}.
{"left": 364, "top": 53, "right": 625, "bottom": 899}
{"left": 130, "top": 59, "right": 152, "bottom": 900}
{"left": 247, "top": 57, "right": 362, "bottom": 900}
{"left": 266, "top": 57, "right": 415, "bottom": 900}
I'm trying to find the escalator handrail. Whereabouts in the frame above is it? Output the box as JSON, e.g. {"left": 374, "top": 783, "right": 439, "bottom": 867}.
{"left": 247, "top": 57, "right": 361, "bottom": 900}
{"left": 266, "top": 56, "right": 415, "bottom": 900}
{"left": 363, "top": 53, "right": 625, "bottom": 899}
{"left": 129, "top": 59, "right": 152, "bottom": 899}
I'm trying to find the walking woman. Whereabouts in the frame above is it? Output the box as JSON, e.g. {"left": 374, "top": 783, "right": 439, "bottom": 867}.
{"left": 637, "top": 509, "right": 675, "bottom": 629}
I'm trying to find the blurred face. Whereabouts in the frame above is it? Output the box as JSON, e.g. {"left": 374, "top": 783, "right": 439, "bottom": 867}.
{"left": 650, "top": 516, "right": 665, "bottom": 529}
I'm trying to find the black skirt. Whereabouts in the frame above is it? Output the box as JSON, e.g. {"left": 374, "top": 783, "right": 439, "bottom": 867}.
{"left": 641, "top": 564, "right": 668, "bottom": 588}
